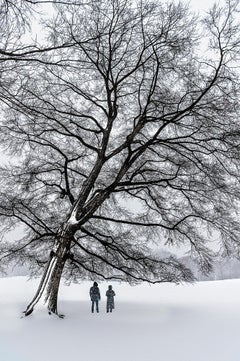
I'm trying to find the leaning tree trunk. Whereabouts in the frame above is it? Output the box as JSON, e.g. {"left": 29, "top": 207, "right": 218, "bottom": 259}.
{"left": 45, "top": 251, "right": 68, "bottom": 317}
{"left": 24, "top": 229, "right": 72, "bottom": 318}
{"left": 24, "top": 173, "right": 111, "bottom": 317}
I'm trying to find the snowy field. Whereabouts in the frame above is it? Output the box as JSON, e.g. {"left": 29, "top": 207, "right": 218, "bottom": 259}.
{"left": 0, "top": 276, "right": 239, "bottom": 361}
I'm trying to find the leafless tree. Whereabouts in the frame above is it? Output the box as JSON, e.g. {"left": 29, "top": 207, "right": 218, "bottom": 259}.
{"left": 0, "top": 0, "right": 240, "bottom": 317}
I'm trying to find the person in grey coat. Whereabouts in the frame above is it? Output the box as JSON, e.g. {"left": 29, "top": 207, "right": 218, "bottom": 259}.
{"left": 90, "top": 281, "right": 101, "bottom": 313}
{"left": 106, "top": 285, "right": 115, "bottom": 313}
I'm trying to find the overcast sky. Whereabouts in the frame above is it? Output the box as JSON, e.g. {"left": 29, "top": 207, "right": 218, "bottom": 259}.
{"left": 190, "top": 0, "right": 225, "bottom": 12}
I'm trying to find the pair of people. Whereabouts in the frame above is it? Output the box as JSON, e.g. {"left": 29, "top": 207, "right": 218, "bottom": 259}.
{"left": 89, "top": 282, "right": 115, "bottom": 313}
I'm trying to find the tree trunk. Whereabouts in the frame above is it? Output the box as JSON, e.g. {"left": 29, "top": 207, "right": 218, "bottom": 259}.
{"left": 45, "top": 254, "right": 67, "bottom": 317}
{"left": 24, "top": 230, "right": 72, "bottom": 318}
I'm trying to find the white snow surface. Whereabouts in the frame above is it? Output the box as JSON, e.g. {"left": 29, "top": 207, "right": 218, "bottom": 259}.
{"left": 0, "top": 276, "right": 239, "bottom": 361}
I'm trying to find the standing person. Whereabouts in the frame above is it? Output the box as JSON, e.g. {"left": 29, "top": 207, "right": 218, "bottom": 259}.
{"left": 90, "top": 281, "right": 101, "bottom": 313}
{"left": 106, "top": 285, "right": 115, "bottom": 313}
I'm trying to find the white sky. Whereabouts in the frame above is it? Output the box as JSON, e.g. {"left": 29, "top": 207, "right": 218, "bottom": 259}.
{"left": 189, "top": 0, "right": 223, "bottom": 12}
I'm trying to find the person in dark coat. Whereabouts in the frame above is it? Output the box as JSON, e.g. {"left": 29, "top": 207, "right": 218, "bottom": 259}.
{"left": 106, "top": 285, "right": 115, "bottom": 313}
{"left": 90, "top": 281, "right": 101, "bottom": 313}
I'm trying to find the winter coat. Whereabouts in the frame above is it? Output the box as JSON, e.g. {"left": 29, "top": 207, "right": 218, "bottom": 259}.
{"left": 90, "top": 285, "right": 101, "bottom": 302}
{"left": 106, "top": 289, "right": 115, "bottom": 309}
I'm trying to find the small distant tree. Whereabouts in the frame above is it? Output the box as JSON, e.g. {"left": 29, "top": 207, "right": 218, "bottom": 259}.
{"left": 0, "top": 0, "right": 240, "bottom": 317}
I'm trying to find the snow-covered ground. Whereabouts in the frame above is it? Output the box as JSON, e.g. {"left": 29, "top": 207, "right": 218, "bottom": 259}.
{"left": 0, "top": 276, "right": 239, "bottom": 361}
